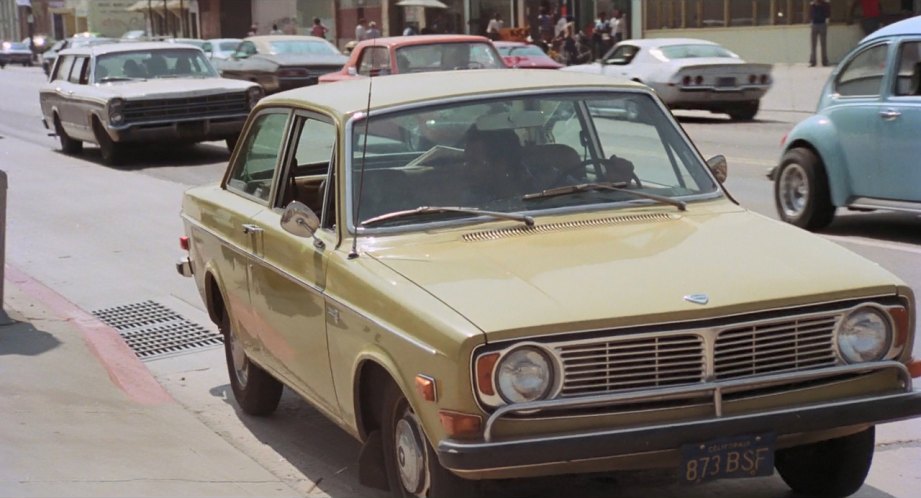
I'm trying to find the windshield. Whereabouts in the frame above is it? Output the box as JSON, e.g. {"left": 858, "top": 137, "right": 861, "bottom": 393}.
{"left": 498, "top": 45, "right": 546, "bottom": 57}
{"left": 656, "top": 44, "right": 738, "bottom": 60}
{"left": 349, "top": 92, "right": 719, "bottom": 228}
{"left": 94, "top": 48, "right": 218, "bottom": 81}
{"left": 394, "top": 43, "right": 504, "bottom": 72}
{"left": 219, "top": 41, "right": 240, "bottom": 51}
{"left": 268, "top": 40, "right": 339, "bottom": 55}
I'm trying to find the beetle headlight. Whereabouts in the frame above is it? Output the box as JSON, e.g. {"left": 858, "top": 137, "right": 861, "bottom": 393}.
{"left": 246, "top": 86, "right": 263, "bottom": 110}
{"left": 108, "top": 98, "right": 125, "bottom": 125}
{"left": 496, "top": 346, "right": 554, "bottom": 404}
{"left": 836, "top": 306, "right": 892, "bottom": 363}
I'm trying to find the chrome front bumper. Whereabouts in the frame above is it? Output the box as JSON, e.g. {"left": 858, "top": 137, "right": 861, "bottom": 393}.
{"left": 438, "top": 362, "right": 921, "bottom": 474}
{"left": 176, "top": 256, "right": 193, "bottom": 277}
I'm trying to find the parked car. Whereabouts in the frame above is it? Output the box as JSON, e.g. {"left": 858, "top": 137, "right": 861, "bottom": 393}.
{"left": 177, "top": 69, "right": 921, "bottom": 498}
{"left": 42, "top": 35, "right": 117, "bottom": 76}
{"left": 494, "top": 40, "right": 564, "bottom": 69}
{"left": 215, "top": 35, "right": 347, "bottom": 93}
{"left": 39, "top": 42, "right": 262, "bottom": 165}
{"left": 201, "top": 38, "right": 242, "bottom": 60}
{"left": 563, "top": 38, "right": 772, "bottom": 121}
{"left": 0, "top": 41, "right": 34, "bottom": 67}
{"left": 120, "top": 30, "right": 147, "bottom": 42}
{"left": 166, "top": 38, "right": 207, "bottom": 50}
{"left": 772, "top": 16, "right": 921, "bottom": 231}
{"left": 318, "top": 34, "right": 506, "bottom": 83}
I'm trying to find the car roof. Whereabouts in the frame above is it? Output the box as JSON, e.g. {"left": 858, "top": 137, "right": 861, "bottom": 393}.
{"left": 493, "top": 41, "right": 528, "bottom": 47}
{"left": 621, "top": 38, "right": 720, "bottom": 48}
{"left": 262, "top": 69, "right": 646, "bottom": 116}
{"left": 860, "top": 15, "right": 921, "bottom": 44}
{"left": 61, "top": 41, "right": 202, "bottom": 56}
{"left": 352, "top": 34, "right": 493, "bottom": 50}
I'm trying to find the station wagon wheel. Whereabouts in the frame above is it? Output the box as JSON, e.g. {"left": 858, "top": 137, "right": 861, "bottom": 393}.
{"left": 53, "top": 114, "right": 83, "bottom": 155}
{"left": 219, "top": 308, "right": 283, "bottom": 416}
{"left": 381, "top": 382, "right": 482, "bottom": 498}
{"left": 775, "top": 426, "right": 875, "bottom": 497}
{"left": 92, "top": 118, "right": 125, "bottom": 166}
{"left": 774, "top": 147, "right": 834, "bottom": 231}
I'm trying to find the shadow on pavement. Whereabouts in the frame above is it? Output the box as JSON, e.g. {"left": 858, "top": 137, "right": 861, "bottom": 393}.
{"left": 0, "top": 321, "right": 61, "bottom": 356}
{"left": 66, "top": 142, "right": 231, "bottom": 170}
{"left": 822, "top": 212, "right": 921, "bottom": 245}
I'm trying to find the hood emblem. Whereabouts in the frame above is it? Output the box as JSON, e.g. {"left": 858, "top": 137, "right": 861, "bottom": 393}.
{"left": 684, "top": 294, "right": 710, "bottom": 305}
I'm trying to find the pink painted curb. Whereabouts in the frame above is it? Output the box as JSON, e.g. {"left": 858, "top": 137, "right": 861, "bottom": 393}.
{"left": 4, "top": 264, "right": 174, "bottom": 406}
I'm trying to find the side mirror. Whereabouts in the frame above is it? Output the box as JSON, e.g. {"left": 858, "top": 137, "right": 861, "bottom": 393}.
{"left": 281, "top": 201, "right": 324, "bottom": 248}
{"left": 707, "top": 155, "right": 728, "bottom": 183}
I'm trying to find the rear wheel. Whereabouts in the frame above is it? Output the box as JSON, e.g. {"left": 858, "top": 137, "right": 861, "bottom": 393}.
{"left": 380, "top": 382, "right": 483, "bottom": 498}
{"left": 727, "top": 100, "right": 759, "bottom": 121}
{"left": 219, "top": 308, "right": 283, "bottom": 416}
{"left": 54, "top": 114, "right": 83, "bottom": 155}
{"left": 775, "top": 427, "right": 875, "bottom": 497}
{"left": 774, "top": 147, "right": 835, "bottom": 230}
{"left": 93, "top": 119, "right": 125, "bottom": 166}
{"left": 225, "top": 134, "right": 239, "bottom": 153}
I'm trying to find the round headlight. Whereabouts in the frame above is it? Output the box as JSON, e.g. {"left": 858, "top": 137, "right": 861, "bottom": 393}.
{"left": 496, "top": 346, "right": 553, "bottom": 404}
{"left": 108, "top": 98, "right": 125, "bottom": 124}
{"left": 837, "top": 307, "right": 892, "bottom": 363}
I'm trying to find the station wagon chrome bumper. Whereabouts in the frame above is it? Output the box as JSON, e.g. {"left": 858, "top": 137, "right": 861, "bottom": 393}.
{"left": 438, "top": 362, "right": 921, "bottom": 476}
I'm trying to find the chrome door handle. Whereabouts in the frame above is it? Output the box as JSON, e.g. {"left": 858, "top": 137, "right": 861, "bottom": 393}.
{"left": 242, "top": 224, "right": 262, "bottom": 235}
{"left": 879, "top": 109, "right": 901, "bottom": 120}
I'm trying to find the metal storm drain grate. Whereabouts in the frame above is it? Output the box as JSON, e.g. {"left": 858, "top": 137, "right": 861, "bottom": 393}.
{"left": 92, "top": 300, "right": 222, "bottom": 360}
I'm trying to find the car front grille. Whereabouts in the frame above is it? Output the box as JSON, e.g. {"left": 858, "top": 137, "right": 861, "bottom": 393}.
{"left": 123, "top": 92, "right": 248, "bottom": 124}
{"left": 554, "top": 312, "right": 841, "bottom": 397}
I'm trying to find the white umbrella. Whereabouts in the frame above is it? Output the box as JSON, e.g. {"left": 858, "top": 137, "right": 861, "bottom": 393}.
{"left": 396, "top": 0, "right": 448, "bottom": 8}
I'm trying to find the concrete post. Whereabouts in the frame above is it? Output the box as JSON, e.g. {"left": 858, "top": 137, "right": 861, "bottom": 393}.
{"left": 0, "top": 170, "right": 10, "bottom": 325}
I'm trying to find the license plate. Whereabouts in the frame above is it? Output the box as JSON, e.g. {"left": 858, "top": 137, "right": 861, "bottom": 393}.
{"left": 717, "top": 77, "right": 736, "bottom": 87}
{"left": 679, "top": 433, "right": 775, "bottom": 485}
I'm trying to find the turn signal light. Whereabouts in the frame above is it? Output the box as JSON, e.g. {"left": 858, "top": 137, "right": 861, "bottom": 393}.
{"left": 476, "top": 353, "right": 500, "bottom": 396}
{"left": 887, "top": 306, "right": 910, "bottom": 350}
{"left": 179, "top": 236, "right": 189, "bottom": 251}
{"left": 438, "top": 410, "right": 482, "bottom": 439}
{"left": 415, "top": 374, "right": 437, "bottom": 402}
{"left": 909, "top": 358, "right": 921, "bottom": 378}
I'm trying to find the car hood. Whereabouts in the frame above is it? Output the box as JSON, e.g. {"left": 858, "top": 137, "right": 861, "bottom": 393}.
{"left": 258, "top": 53, "right": 348, "bottom": 66}
{"left": 95, "top": 77, "right": 255, "bottom": 98}
{"left": 367, "top": 205, "right": 897, "bottom": 340}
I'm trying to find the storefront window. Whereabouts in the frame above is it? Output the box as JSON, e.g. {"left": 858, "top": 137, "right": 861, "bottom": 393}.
{"left": 644, "top": 0, "right": 844, "bottom": 30}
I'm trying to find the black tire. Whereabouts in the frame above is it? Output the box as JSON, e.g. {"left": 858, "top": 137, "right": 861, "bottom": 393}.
{"left": 225, "top": 135, "right": 239, "bottom": 153}
{"left": 775, "top": 426, "right": 875, "bottom": 498}
{"left": 42, "top": 62, "right": 50, "bottom": 76}
{"left": 381, "top": 382, "right": 483, "bottom": 498}
{"left": 53, "top": 114, "right": 83, "bottom": 155}
{"left": 774, "top": 147, "right": 835, "bottom": 230}
{"left": 727, "top": 100, "right": 759, "bottom": 121}
{"left": 219, "top": 308, "right": 283, "bottom": 416}
{"left": 93, "top": 119, "right": 125, "bottom": 166}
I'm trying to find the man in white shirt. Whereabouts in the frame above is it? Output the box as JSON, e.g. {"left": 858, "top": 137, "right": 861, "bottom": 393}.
{"left": 355, "top": 18, "right": 368, "bottom": 41}
{"left": 611, "top": 9, "right": 627, "bottom": 43}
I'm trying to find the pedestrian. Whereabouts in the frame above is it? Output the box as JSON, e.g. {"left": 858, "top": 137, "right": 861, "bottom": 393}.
{"left": 486, "top": 12, "right": 503, "bottom": 41}
{"left": 610, "top": 9, "right": 627, "bottom": 44}
{"left": 310, "top": 17, "right": 328, "bottom": 39}
{"left": 246, "top": 24, "right": 257, "bottom": 37}
{"left": 366, "top": 21, "right": 381, "bottom": 39}
{"left": 538, "top": 7, "right": 554, "bottom": 43}
{"left": 355, "top": 18, "right": 368, "bottom": 41}
{"left": 591, "top": 11, "right": 610, "bottom": 60}
{"left": 403, "top": 23, "right": 417, "bottom": 36}
{"left": 270, "top": 23, "right": 282, "bottom": 35}
{"left": 849, "top": 0, "right": 882, "bottom": 36}
{"left": 809, "top": 0, "right": 831, "bottom": 67}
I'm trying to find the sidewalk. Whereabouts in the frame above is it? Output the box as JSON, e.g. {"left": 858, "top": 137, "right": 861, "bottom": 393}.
{"left": 0, "top": 266, "right": 301, "bottom": 498}
{"left": 761, "top": 63, "right": 835, "bottom": 114}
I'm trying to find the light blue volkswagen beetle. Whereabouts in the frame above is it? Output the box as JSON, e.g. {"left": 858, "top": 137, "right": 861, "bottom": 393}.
{"left": 773, "top": 16, "right": 921, "bottom": 230}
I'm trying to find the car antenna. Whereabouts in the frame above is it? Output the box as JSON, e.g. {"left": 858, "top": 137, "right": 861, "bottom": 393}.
{"left": 349, "top": 36, "right": 378, "bottom": 260}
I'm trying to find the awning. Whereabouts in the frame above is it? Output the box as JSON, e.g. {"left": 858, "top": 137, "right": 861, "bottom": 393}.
{"left": 126, "top": 0, "right": 190, "bottom": 13}
{"left": 396, "top": 0, "right": 448, "bottom": 8}
{"left": 126, "top": 0, "right": 150, "bottom": 12}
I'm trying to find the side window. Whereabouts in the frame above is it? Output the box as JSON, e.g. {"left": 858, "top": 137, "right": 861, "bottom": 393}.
{"left": 605, "top": 45, "right": 639, "bottom": 65}
{"left": 68, "top": 57, "right": 87, "bottom": 84}
{"left": 358, "top": 47, "right": 391, "bottom": 76}
{"left": 836, "top": 44, "right": 889, "bottom": 97}
{"left": 226, "top": 112, "right": 290, "bottom": 202}
{"left": 241, "top": 42, "right": 257, "bottom": 56}
{"left": 53, "top": 55, "right": 74, "bottom": 82}
{"left": 278, "top": 116, "right": 337, "bottom": 227}
{"left": 894, "top": 41, "right": 921, "bottom": 96}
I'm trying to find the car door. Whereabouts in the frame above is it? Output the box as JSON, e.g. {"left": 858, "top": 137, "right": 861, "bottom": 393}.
{"left": 221, "top": 109, "right": 291, "bottom": 365}
{"left": 601, "top": 43, "right": 641, "bottom": 78}
{"left": 63, "top": 55, "right": 92, "bottom": 138}
{"left": 824, "top": 42, "right": 890, "bottom": 198}
{"left": 221, "top": 40, "right": 257, "bottom": 79}
{"left": 245, "top": 111, "right": 340, "bottom": 416}
{"left": 47, "top": 54, "right": 76, "bottom": 133}
{"left": 876, "top": 38, "right": 921, "bottom": 202}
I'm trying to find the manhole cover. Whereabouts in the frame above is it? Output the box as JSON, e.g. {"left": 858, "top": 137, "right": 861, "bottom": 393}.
{"left": 92, "top": 300, "right": 222, "bottom": 360}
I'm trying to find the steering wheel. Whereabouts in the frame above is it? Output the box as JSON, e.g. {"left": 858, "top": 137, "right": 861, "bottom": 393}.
{"left": 550, "top": 157, "right": 642, "bottom": 188}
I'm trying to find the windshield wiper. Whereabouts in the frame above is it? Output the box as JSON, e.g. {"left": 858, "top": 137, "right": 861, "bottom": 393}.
{"left": 98, "top": 76, "right": 143, "bottom": 83}
{"left": 522, "top": 182, "right": 687, "bottom": 211}
{"left": 361, "top": 206, "right": 535, "bottom": 228}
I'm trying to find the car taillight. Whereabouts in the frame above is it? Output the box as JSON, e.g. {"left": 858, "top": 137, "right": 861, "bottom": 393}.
{"left": 682, "top": 75, "right": 691, "bottom": 85}
{"left": 694, "top": 75, "right": 703, "bottom": 85}
{"left": 748, "top": 74, "right": 757, "bottom": 84}
{"left": 760, "top": 74, "right": 769, "bottom": 84}
{"left": 180, "top": 236, "right": 189, "bottom": 251}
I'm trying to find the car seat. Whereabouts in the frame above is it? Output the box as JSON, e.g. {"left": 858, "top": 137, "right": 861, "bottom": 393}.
{"left": 123, "top": 59, "right": 144, "bottom": 78}
{"left": 174, "top": 56, "right": 192, "bottom": 75}
{"left": 145, "top": 54, "right": 168, "bottom": 77}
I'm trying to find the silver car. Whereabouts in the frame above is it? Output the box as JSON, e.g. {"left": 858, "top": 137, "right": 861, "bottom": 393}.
{"left": 39, "top": 42, "right": 262, "bottom": 165}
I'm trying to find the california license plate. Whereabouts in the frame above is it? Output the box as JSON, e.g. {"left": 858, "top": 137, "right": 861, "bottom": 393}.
{"left": 679, "top": 433, "right": 775, "bottom": 484}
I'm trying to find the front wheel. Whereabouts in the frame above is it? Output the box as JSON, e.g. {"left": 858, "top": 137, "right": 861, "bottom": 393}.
{"left": 220, "top": 308, "right": 283, "bottom": 416}
{"left": 380, "top": 382, "right": 482, "bottom": 498}
{"left": 93, "top": 119, "right": 125, "bottom": 166}
{"left": 774, "top": 147, "right": 835, "bottom": 230}
{"left": 775, "top": 426, "right": 875, "bottom": 498}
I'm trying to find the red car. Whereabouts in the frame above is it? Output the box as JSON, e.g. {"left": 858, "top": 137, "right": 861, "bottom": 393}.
{"left": 318, "top": 34, "right": 506, "bottom": 83}
{"left": 494, "top": 41, "right": 564, "bottom": 69}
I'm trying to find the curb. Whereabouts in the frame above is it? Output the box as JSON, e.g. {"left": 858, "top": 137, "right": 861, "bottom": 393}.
{"left": 4, "top": 264, "right": 173, "bottom": 406}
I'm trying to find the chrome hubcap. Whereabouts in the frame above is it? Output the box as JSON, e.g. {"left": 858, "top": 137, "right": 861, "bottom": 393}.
{"left": 228, "top": 322, "right": 249, "bottom": 387}
{"left": 779, "top": 163, "right": 809, "bottom": 218}
{"left": 395, "top": 414, "right": 426, "bottom": 494}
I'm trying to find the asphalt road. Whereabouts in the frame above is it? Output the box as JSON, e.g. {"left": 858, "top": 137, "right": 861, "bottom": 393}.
{"left": 1, "top": 64, "right": 920, "bottom": 498}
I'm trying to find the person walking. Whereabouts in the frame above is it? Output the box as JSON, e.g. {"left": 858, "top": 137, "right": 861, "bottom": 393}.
{"left": 366, "top": 21, "right": 381, "bottom": 39}
{"left": 270, "top": 23, "right": 282, "bottom": 35}
{"left": 310, "top": 17, "right": 328, "bottom": 39}
{"left": 591, "top": 11, "right": 610, "bottom": 60}
{"left": 849, "top": 0, "right": 882, "bottom": 35}
{"left": 610, "top": 9, "right": 627, "bottom": 44}
{"left": 809, "top": 0, "right": 831, "bottom": 67}
{"left": 486, "top": 13, "right": 503, "bottom": 41}
{"left": 355, "top": 18, "right": 368, "bottom": 41}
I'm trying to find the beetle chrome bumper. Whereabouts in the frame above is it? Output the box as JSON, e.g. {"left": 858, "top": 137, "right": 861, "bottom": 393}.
{"left": 438, "top": 362, "right": 921, "bottom": 475}
{"left": 176, "top": 256, "right": 193, "bottom": 277}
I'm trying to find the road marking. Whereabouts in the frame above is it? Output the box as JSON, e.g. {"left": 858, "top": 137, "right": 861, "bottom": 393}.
{"left": 823, "top": 234, "right": 921, "bottom": 255}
